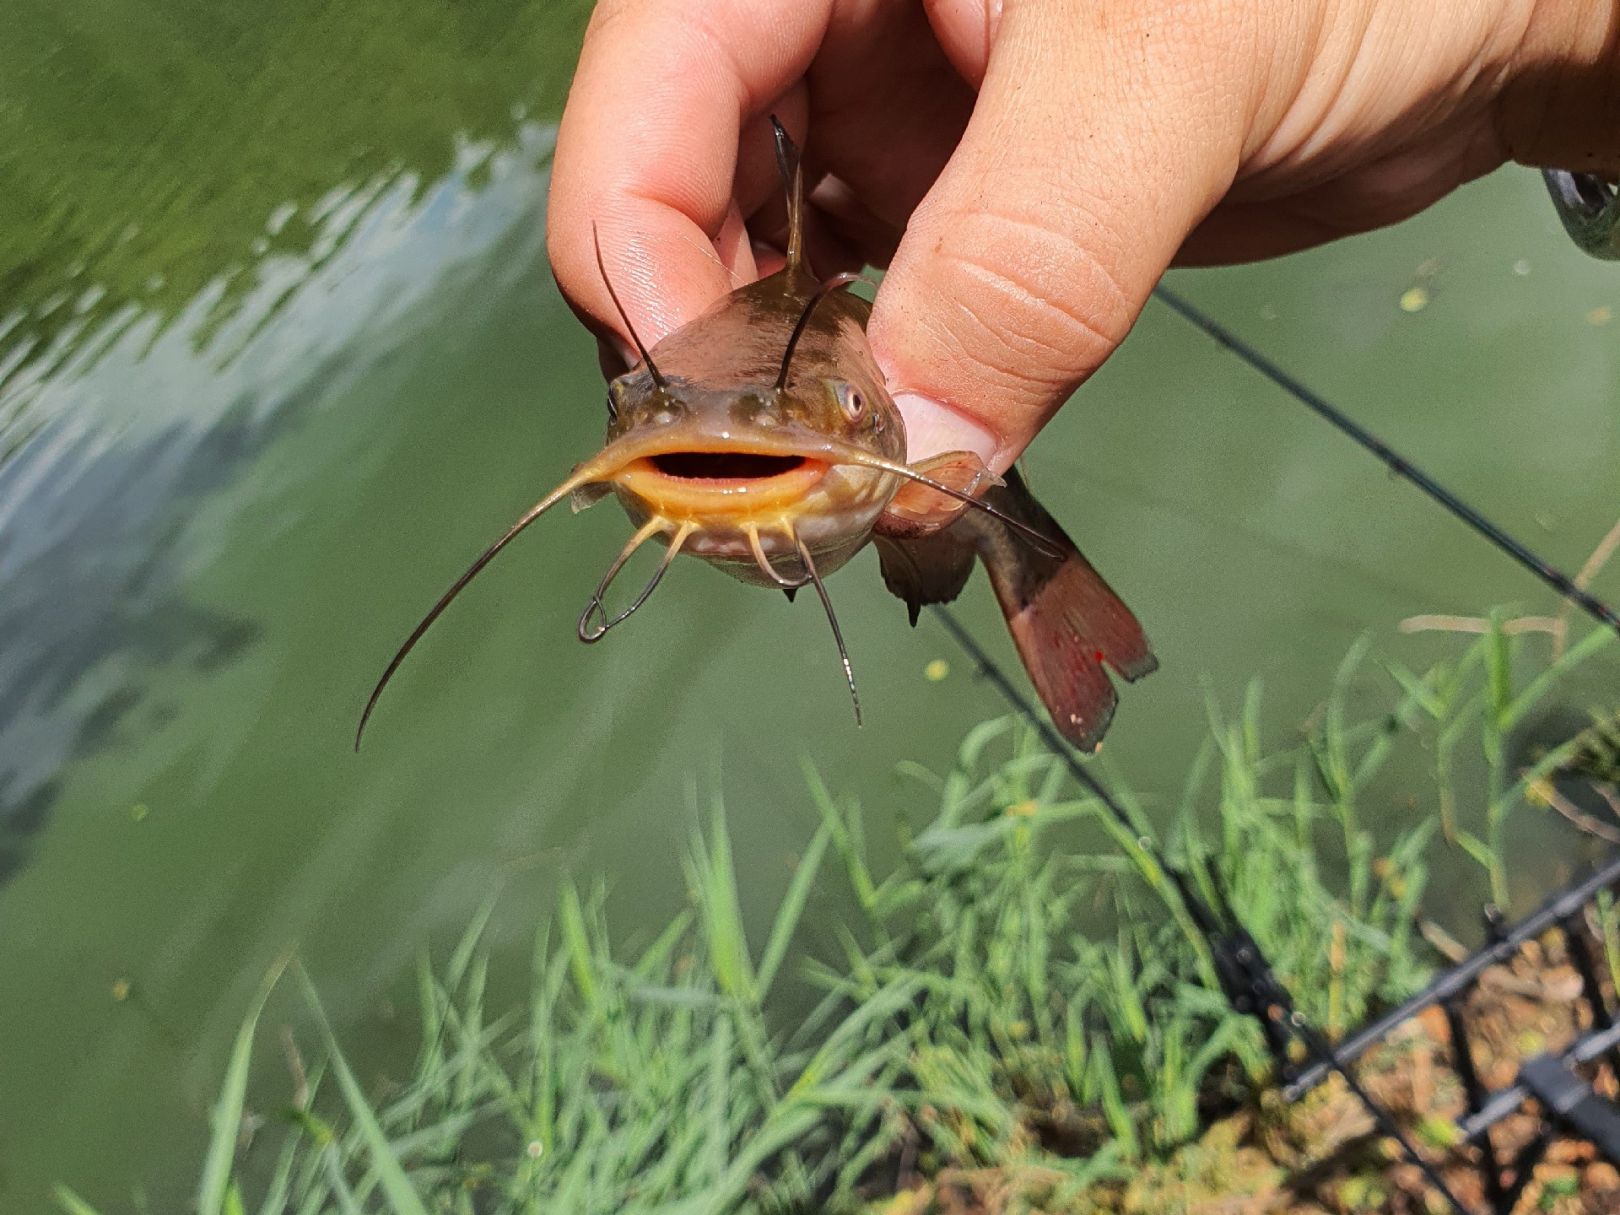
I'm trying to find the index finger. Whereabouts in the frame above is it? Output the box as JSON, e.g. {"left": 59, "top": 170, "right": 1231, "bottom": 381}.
{"left": 546, "top": 0, "right": 834, "bottom": 358}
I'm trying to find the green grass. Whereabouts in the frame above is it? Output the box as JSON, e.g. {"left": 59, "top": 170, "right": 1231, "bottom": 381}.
{"left": 57, "top": 617, "right": 1618, "bottom": 1215}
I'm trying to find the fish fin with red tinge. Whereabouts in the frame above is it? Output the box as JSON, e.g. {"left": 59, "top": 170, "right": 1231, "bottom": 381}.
{"left": 877, "top": 451, "right": 1002, "bottom": 539}
{"left": 964, "top": 469, "right": 1156, "bottom": 751}
{"left": 875, "top": 534, "right": 976, "bottom": 626}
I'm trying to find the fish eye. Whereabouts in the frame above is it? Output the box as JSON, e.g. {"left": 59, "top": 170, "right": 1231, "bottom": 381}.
{"left": 834, "top": 382, "right": 865, "bottom": 420}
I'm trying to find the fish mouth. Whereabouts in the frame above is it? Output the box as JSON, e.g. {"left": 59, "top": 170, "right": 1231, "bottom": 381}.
{"left": 611, "top": 444, "right": 832, "bottom": 517}
{"left": 647, "top": 451, "right": 809, "bottom": 482}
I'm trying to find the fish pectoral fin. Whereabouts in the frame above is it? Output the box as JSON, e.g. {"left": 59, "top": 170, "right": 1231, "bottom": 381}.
{"left": 875, "top": 535, "right": 976, "bottom": 627}
{"left": 976, "top": 471, "right": 1156, "bottom": 753}
{"left": 876, "top": 451, "right": 1002, "bottom": 538}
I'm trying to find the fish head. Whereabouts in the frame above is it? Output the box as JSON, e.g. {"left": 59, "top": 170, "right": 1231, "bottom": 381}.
{"left": 587, "top": 272, "right": 908, "bottom": 583}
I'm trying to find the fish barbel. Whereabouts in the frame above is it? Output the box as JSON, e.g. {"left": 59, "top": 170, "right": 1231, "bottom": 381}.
{"left": 358, "top": 119, "right": 1156, "bottom": 751}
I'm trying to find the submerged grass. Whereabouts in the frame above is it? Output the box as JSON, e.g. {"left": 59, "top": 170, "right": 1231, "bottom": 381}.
{"left": 58, "top": 617, "right": 1617, "bottom": 1214}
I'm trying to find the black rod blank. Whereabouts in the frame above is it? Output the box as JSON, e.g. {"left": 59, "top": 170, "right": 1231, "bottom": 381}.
{"left": 1151, "top": 284, "right": 1620, "bottom": 640}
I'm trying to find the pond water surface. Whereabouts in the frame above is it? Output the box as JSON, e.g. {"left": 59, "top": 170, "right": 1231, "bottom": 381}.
{"left": 2, "top": 4, "right": 1617, "bottom": 1210}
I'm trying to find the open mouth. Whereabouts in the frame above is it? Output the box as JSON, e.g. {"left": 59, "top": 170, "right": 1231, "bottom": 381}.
{"left": 612, "top": 447, "right": 830, "bottom": 518}
{"left": 649, "top": 452, "right": 808, "bottom": 481}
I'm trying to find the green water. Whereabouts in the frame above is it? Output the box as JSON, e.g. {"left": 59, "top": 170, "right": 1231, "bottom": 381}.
{"left": 1, "top": 3, "right": 1616, "bottom": 1210}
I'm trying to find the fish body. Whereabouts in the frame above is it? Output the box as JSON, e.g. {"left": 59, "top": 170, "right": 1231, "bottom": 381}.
{"left": 359, "top": 120, "right": 1155, "bottom": 752}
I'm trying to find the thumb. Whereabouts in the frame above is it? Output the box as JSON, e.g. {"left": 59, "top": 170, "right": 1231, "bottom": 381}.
{"left": 870, "top": 0, "right": 1258, "bottom": 470}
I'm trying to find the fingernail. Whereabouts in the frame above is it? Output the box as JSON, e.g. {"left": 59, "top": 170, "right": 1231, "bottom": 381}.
{"left": 891, "top": 392, "right": 1006, "bottom": 471}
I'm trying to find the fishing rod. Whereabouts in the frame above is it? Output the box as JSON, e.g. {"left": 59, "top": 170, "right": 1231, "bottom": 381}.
{"left": 932, "top": 606, "right": 1475, "bottom": 1215}
{"left": 1151, "top": 284, "right": 1620, "bottom": 639}
{"left": 926, "top": 275, "right": 1620, "bottom": 1213}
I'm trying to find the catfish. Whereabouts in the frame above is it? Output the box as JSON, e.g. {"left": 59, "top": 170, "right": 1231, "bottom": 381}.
{"left": 358, "top": 120, "right": 1155, "bottom": 751}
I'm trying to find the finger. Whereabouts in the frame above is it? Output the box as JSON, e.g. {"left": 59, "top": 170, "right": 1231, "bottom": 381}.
{"left": 801, "top": 0, "right": 975, "bottom": 234}
{"left": 870, "top": 0, "right": 1259, "bottom": 469}
{"left": 806, "top": 174, "right": 903, "bottom": 266}
{"left": 1180, "top": 128, "right": 1505, "bottom": 264}
{"left": 547, "top": 0, "right": 831, "bottom": 353}
{"left": 744, "top": 174, "right": 894, "bottom": 277}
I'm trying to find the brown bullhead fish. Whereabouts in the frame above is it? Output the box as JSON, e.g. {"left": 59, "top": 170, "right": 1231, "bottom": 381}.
{"left": 358, "top": 120, "right": 1155, "bottom": 751}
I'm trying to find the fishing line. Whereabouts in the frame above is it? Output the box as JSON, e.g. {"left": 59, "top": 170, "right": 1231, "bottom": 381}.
{"left": 932, "top": 605, "right": 1472, "bottom": 1214}
{"left": 1152, "top": 284, "right": 1620, "bottom": 640}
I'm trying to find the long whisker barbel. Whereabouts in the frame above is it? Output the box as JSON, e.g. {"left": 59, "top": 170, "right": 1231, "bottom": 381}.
{"left": 355, "top": 466, "right": 606, "bottom": 751}
{"left": 794, "top": 533, "right": 861, "bottom": 726}
{"left": 818, "top": 447, "right": 1062, "bottom": 559}
{"left": 1152, "top": 283, "right": 1620, "bottom": 638}
{"left": 577, "top": 517, "right": 666, "bottom": 641}
{"left": 578, "top": 521, "right": 694, "bottom": 643}
{"left": 593, "top": 221, "right": 668, "bottom": 390}
{"left": 744, "top": 522, "right": 811, "bottom": 589}
{"left": 775, "top": 272, "right": 865, "bottom": 392}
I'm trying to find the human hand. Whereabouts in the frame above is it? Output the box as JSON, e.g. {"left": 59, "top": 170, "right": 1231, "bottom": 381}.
{"left": 548, "top": 0, "right": 1619, "bottom": 473}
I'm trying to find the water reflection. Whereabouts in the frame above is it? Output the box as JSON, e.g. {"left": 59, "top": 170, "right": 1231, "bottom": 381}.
{"left": 0, "top": 115, "right": 567, "bottom": 860}
{"left": 0, "top": 0, "right": 589, "bottom": 871}
{"left": 0, "top": 0, "right": 590, "bottom": 417}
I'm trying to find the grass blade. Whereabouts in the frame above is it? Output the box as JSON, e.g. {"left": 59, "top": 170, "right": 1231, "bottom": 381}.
{"left": 294, "top": 962, "right": 433, "bottom": 1215}
{"left": 51, "top": 1186, "right": 103, "bottom": 1215}
{"left": 199, "top": 952, "right": 291, "bottom": 1215}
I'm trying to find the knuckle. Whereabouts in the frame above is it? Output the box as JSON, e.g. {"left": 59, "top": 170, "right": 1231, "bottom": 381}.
{"left": 920, "top": 206, "right": 1136, "bottom": 391}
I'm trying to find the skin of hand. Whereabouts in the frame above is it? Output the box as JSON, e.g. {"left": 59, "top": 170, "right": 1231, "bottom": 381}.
{"left": 547, "top": 0, "right": 1620, "bottom": 474}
